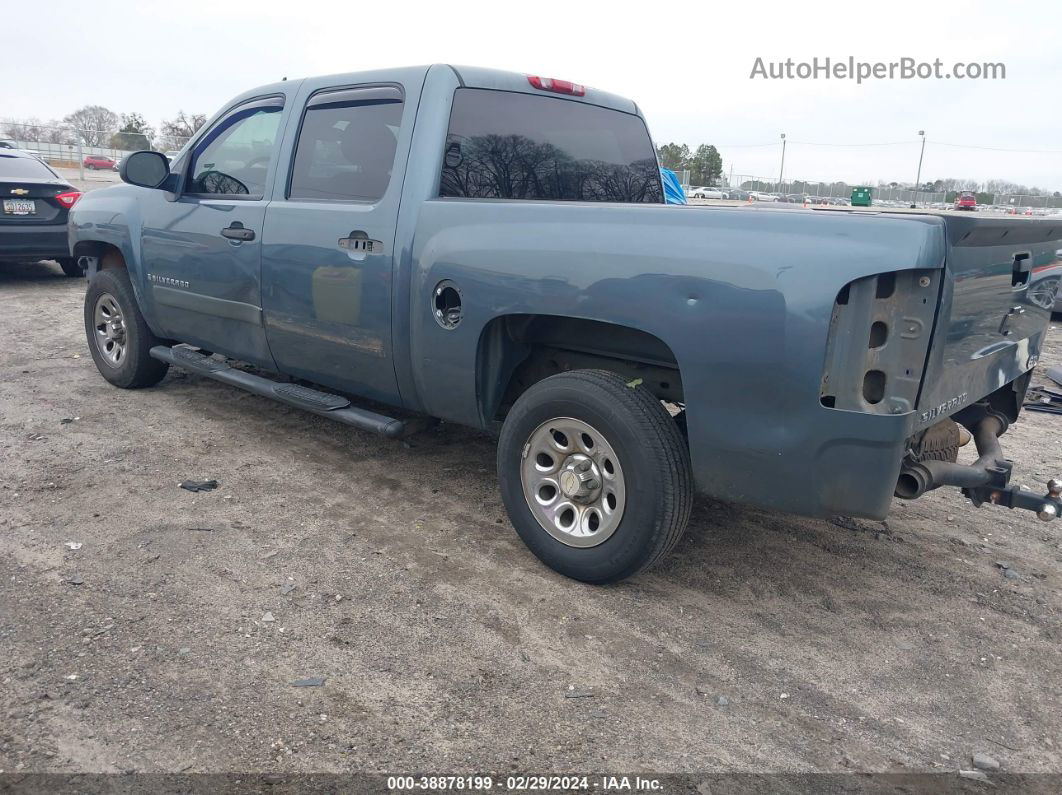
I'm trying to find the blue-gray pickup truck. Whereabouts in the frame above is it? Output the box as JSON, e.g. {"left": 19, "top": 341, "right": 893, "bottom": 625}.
{"left": 69, "top": 65, "right": 1062, "bottom": 583}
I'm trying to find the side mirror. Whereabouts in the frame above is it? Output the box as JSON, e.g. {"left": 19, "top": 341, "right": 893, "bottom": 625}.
{"left": 120, "top": 151, "right": 170, "bottom": 189}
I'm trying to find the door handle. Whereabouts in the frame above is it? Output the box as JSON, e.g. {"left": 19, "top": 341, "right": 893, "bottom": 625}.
{"left": 221, "top": 223, "right": 255, "bottom": 242}
{"left": 338, "top": 230, "right": 384, "bottom": 255}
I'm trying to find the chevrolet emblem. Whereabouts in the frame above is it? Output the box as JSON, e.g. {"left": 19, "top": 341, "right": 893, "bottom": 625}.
{"left": 11, "top": 188, "right": 29, "bottom": 195}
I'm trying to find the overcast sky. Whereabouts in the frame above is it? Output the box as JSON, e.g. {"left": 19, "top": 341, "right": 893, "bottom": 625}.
{"left": 4, "top": 0, "right": 1059, "bottom": 189}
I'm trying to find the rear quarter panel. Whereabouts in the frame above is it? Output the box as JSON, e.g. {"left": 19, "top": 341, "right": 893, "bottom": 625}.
{"left": 404, "top": 190, "right": 948, "bottom": 518}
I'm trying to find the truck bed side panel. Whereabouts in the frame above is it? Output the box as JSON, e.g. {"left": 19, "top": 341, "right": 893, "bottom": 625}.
{"left": 408, "top": 202, "right": 948, "bottom": 519}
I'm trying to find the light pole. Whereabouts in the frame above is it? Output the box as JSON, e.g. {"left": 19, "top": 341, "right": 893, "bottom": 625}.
{"left": 912, "top": 130, "right": 925, "bottom": 208}
{"left": 778, "top": 133, "right": 786, "bottom": 193}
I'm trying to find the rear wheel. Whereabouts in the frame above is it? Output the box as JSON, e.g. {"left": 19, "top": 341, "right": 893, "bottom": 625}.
{"left": 497, "top": 370, "right": 693, "bottom": 584}
{"left": 84, "top": 268, "right": 168, "bottom": 388}
{"left": 56, "top": 257, "right": 84, "bottom": 278}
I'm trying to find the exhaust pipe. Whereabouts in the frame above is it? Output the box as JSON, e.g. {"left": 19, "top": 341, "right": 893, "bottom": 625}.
{"left": 895, "top": 415, "right": 1006, "bottom": 499}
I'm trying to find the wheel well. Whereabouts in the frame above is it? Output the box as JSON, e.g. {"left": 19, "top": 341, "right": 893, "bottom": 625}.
{"left": 72, "top": 241, "right": 126, "bottom": 272}
{"left": 478, "top": 314, "right": 683, "bottom": 423}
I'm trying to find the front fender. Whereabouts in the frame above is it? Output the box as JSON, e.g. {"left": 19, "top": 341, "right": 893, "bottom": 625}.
{"left": 69, "top": 184, "right": 150, "bottom": 310}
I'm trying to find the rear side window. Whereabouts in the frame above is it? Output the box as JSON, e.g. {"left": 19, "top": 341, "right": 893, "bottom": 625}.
{"left": 0, "top": 154, "right": 57, "bottom": 179}
{"left": 188, "top": 101, "right": 283, "bottom": 197}
{"left": 288, "top": 87, "right": 403, "bottom": 202}
{"left": 440, "top": 88, "right": 662, "bottom": 203}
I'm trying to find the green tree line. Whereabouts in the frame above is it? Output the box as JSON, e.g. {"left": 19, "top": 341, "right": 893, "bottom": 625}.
{"left": 656, "top": 143, "right": 723, "bottom": 186}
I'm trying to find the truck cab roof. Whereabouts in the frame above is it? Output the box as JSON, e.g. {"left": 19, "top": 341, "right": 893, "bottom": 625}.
{"left": 224, "top": 64, "right": 641, "bottom": 118}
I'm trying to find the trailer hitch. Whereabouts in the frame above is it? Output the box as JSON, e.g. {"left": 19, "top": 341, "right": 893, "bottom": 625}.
{"left": 896, "top": 410, "right": 1061, "bottom": 521}
{"left": 964, "top": 478, "right": 1061, "bottom": 521}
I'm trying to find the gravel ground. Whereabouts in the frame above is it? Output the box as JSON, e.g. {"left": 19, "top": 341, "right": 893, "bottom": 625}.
{"left": 48, "top": 166, "right": 122, "bottom": 194}
{"left": 1, "top": 259, "right": 1061, "bottom": 779}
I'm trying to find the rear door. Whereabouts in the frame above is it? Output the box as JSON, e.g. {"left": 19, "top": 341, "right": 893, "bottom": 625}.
{"left": 139, "top": 96, "right": 285, "bottom": 368}
{"left": 261, "top": 82, "right": 408, "bottom": 404}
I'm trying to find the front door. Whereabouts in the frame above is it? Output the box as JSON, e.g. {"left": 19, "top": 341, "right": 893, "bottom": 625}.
{"left": 261, "top": 84, "right": 406, "bottom": 404}
{"left": 141, "top": 96, "right": 285, "bottom": 369}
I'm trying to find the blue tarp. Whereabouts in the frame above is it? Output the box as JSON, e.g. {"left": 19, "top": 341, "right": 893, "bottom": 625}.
{"left": 661, "top": 168, "right": 687, "bottom": 205}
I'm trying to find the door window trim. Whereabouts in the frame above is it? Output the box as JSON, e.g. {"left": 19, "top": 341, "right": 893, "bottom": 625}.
{"left": 284, "top": 83, "right": 405, "bottom": 204}
{"left": 183, "top": 95, "right": 285, "bottom": 201}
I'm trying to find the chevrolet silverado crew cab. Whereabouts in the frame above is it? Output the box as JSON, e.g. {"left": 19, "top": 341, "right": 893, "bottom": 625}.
{"left": 69, "top": 65, "right": 1062, "bottom": 583}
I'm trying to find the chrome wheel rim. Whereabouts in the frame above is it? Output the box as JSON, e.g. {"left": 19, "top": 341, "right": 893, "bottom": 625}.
{"left": 93, "top": 292, "right": 127, "bottom": 367}
{"left": 520, "top": 417, "right": 626, "bottom": 548}
{"left": 1029, "top": 276, "right": 1059, "bottom": 311}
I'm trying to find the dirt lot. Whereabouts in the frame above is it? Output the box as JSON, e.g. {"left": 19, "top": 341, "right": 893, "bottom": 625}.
{"left": 51, "top": 166, "right": 122, "bottom": 195}
{"left": 1, "top": 260, "right": 1061, "bottom": 779}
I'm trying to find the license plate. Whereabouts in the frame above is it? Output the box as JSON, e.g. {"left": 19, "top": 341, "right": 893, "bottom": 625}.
{"left": 3, "top": 199, "right": 35, "bottom": 215}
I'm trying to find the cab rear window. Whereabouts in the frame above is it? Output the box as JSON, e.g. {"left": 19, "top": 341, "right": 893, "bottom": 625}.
{"left": 439, "top": 88, "right": 662, "bottom": 203}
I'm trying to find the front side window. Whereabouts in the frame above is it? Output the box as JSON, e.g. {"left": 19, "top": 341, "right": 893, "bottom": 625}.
{"left": 188, "top": 102, "right": 283, "bottom": 197}
{"left": 288, "top": 89, "right": 403, "bottom": 202}
{"left": 440, "top": 88, "right": 662, "bottom": 203}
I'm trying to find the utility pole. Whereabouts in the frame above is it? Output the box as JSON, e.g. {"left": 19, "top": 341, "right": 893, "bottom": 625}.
{"left": 77, "top": 130, "right": 84, "bottom": 182}
{"left": 778, "top": 133, "right": 786, "bottom": 193}
{"left": 912, "top": 130, "right": 925, "bottom": 208}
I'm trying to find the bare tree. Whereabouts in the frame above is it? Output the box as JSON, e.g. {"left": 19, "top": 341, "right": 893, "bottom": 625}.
{"left": 159, "top": 111, "right": 207, "bottom": 150}
{"left": 4, "top": 117, "right": 47, "bottom": 141}
{"left": 44, "top": 120, "right": 78, "bottom": 145}
{"left": 62, "top": 105, "right": 120, "bottom": 145}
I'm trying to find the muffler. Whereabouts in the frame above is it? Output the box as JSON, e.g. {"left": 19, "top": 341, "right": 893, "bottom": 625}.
{"left": 896, "top": 415, "right": 1006, "bottom": 499}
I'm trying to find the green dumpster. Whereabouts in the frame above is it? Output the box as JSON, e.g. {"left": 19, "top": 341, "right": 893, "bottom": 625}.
{"left": 851, "top": 186, "right": 872, "bottom": 207}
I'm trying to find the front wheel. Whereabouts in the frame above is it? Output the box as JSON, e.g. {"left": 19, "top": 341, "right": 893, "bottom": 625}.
{"left": 497, "top": 370, "right": 693, "bottom": 584}
{"left": 84, "top": 268, "right": 169, "bottom": 388}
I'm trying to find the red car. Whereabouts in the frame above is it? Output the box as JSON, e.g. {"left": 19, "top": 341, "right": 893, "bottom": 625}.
{"left": 83, "top": 154, "right": 116, "bottom": 170}
{"left": 953, "top": 191, "right": 977, "bottom": 211}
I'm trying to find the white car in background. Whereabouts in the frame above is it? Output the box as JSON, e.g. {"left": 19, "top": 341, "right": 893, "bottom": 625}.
{"left": 748, "top": 191, "right": 778, "bottom": 202}
{"left": 690, "top": 186, "right": 727, "bottom": 199}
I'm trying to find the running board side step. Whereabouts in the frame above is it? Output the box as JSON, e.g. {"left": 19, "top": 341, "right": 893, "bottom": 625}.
{"left": 149, "top": 346, "right": 408, "bottom": 439}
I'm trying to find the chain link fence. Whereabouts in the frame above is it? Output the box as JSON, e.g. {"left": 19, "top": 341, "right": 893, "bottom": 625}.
{"left": 1, "top": 120, "right": 192, "bottom": 177}
{"left": 705, "top": 175, "right": 947, "bottom": 206}
{"left": 713, "top": 175, "right": 1061, "bottom": 213}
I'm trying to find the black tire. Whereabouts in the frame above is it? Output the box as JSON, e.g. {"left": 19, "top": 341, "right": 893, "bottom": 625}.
{"left": 84, "top": 268, "right": 169, "bottom": 388}
{"left": 497, "top": 369, "right": 693, "bottom": 584}
{"left": 57, "top": 257, "right": 84, "bottom": 278}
